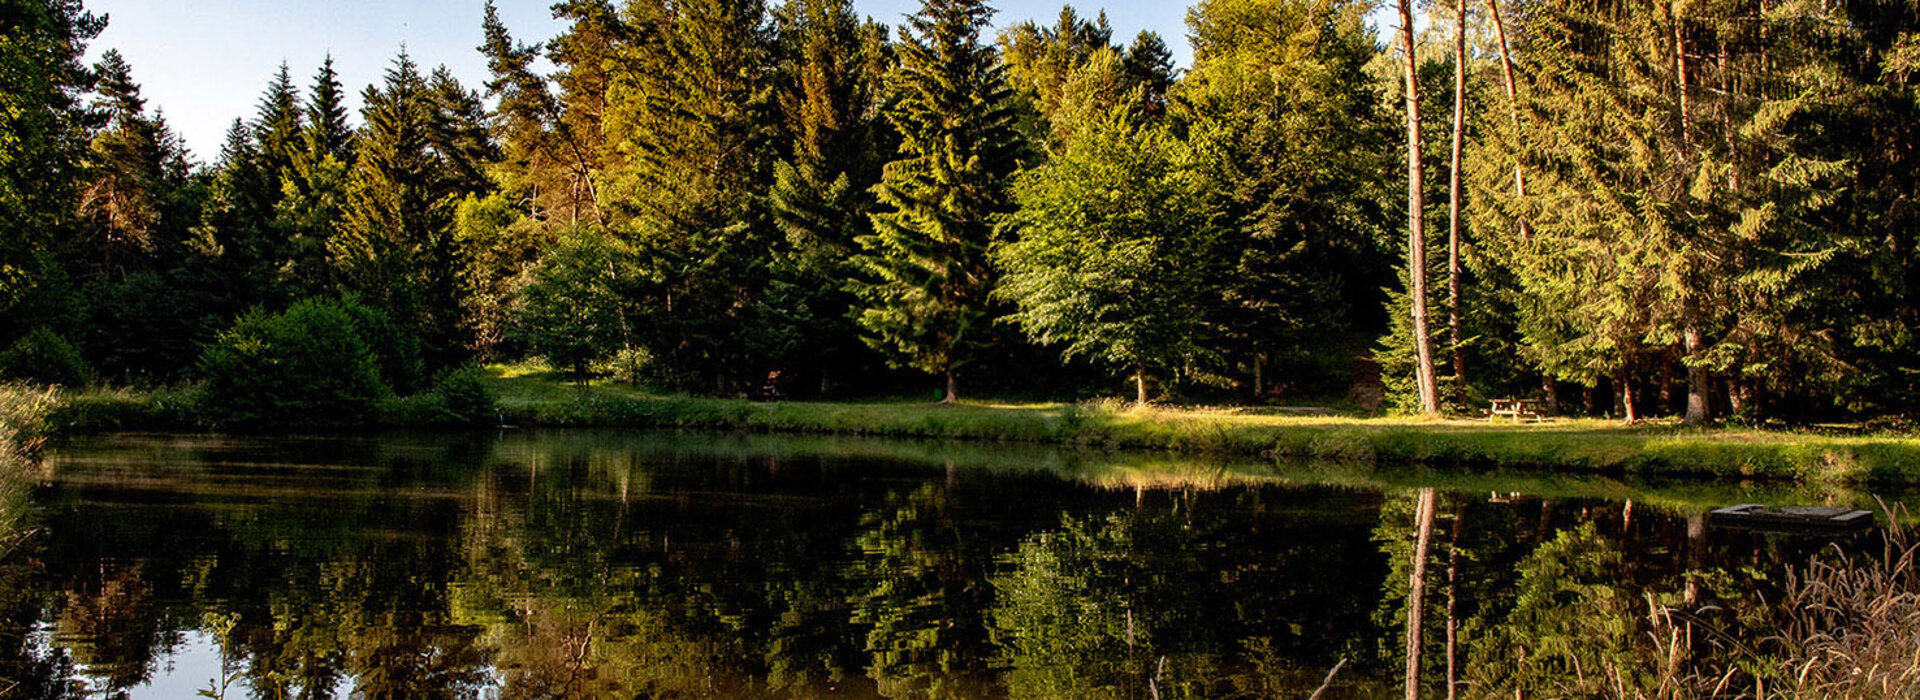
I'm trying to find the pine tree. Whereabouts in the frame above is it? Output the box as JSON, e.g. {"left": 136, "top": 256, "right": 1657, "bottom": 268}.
{"left": 333, "top": 51, "right": 474, "bottom": 376}
{"left": 764, "top": 0, "right": 887, "bottom": 394}
{"left": 75, "top": 50, "right": 177, "bottom": 277}
{"left": 1121, "top": 31, "right": 1175, "bottom": 120}
{"left": 0, "top": 0, "right": 103, "bottom": 327}
{"left": 852, "top": 0, "right": 1022, "bottom": 404}
{"left": 253, "top": 63, "right": 305, "bottom": 184}
{"left": 481, "top": 0, "right": 600, "bottom": 225}
{"left": 601, "top": 0, "right": 775, "bottom": 392}
{"left": 304, "top": 56, "right": 353, "bottom": 165}
{"left": 277, "top": 56, "right": 355, "bottom": 295}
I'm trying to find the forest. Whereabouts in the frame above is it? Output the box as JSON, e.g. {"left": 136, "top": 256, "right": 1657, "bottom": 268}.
{"left": 3, "top": 0, "right": 1920, "bottom": 426}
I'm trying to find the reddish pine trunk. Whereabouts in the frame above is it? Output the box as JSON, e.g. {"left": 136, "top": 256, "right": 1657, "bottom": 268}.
{"left": 1400, "top": 0, "right": 1440, "bottom": 415}
{"left": 1448, "top": 0, "right": 1469, "bottom": 389}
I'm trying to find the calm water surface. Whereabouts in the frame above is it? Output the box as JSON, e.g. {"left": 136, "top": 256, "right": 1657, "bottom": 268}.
{"left": 0, "top": 430, "right": 1902, "bottom": 699}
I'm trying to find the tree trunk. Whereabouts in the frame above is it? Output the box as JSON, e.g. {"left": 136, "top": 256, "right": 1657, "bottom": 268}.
{"left": 1406, "top": 487, "right": 1438, "bottom": 700}
{"left": 1673, "top": 5, "right": 1711, "bottom": 429}
{"left": 1540, "top": 374, "right": 1558, "bottom": 416}
{"left": 1620, "top": 373, "right": 1640, "bottom": 424}
{"left": 1400, "top": 0, "right": 1441, "bottom": 416}
{"left": 939, "top": 367, "right": 958, "bottom": 406}
{"left": 1448, "top": 0, "right": 1469, "bottom": 390}
{"left": 1487, "top": 0, "right": 1531, "bottom": 241}
{"left": 1136, "top": 364, "right": 1149, "bottom": 406}
{"left": 1683, "top": 311, "right": 1711, "bottom": 426}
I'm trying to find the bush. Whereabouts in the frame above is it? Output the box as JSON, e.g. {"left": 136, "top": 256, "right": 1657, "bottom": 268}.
{"left": 0, "top": 328, "right": 91, "bottom": 387}
{"left": 197, "top": 299, "right": 388, "bottom": 428}
{"left": 339, "top": 294, "right": 426, "bottom": 394}
{"left": 431, "top": 366, "right": 498, "bottom": 426}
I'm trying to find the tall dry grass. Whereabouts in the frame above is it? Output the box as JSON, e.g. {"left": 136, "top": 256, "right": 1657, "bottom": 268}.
{"left": 1761, "top": 505, "right": 1920, "bottom": 698}
{"left": 0, "top": 383, "right": 55, "bottom": 559}
{"left": 1634, "top": 503, "right": 1920, "bottom": 699}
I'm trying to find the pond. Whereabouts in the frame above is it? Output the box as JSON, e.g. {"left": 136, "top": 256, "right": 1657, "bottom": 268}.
{"left": 0, "top": 430, "right": 1906, "bottom": 699}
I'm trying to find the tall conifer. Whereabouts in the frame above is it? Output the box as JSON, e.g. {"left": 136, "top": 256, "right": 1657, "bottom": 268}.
{"left": 852, "top": 0, "right": 1021, "bottom": 404}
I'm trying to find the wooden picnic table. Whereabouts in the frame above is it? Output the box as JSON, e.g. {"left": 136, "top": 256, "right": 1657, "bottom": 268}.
{"left": 1489, "top": 398, "right": 1548, "bottom": 423}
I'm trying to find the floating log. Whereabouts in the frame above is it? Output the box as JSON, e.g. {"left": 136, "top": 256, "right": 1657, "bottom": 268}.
{"left": 1707, "top": 504, "right": 1874, "bottom": 533}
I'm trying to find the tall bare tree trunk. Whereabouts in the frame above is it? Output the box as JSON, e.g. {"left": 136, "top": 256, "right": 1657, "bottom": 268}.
{"left": 1448, "top": 0, "right": 1469, "bottom": 391}
{"left": 1487, "top": 0, "right": 1531, "bottom": 241}
{"left": 1400, "top": 0, "right": 1441, "bottom": 415}
{"left": 1674, "top": 7, "right": 1711, "bottom": 428}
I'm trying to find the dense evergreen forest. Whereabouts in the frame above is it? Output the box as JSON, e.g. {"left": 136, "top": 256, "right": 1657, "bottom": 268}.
{"left": 2, "top": 0, "right": 1919, "bottom": 424}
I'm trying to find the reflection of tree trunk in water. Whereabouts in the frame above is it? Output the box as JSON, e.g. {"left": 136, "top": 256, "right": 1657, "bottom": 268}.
{"left": 1445, "top": 499, "right": 1466, "bottom": 700}
{"left": 1406, "top": 488, "right": 1438, "bottom": 700}
{"left": 945, "top": 459, "right": 956, "bottom": 489}
{"left": 1535, "top": 499, "right": 1554, "bottom": 543}
{"left": 1685, "top": 513, "right": 1705, "bottom": 604}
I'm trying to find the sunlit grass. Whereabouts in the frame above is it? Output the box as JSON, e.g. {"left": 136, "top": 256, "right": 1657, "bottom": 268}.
{"left": 450, "top": 368, "right": 1920, "bottom": 484}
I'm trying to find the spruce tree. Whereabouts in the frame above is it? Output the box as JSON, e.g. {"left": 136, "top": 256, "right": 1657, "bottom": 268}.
{"left": 304, "top": 56, "right": 353, "bottom": 165}
{"left": 764, "top": 0, "right": 886, "bottom": 394}
{"left": 601, "top": 0, "right": 774, "bottom": 392}
{"left": 253, "top": 63, "right": 305, "bottom": 184}
{"left": 277, "top": 57, "right": 355, "bottom": 295}
{"left": 1121, "top": 31, "right": 1175, "bottom": 120}
{"left": 852, "top": 0, "right": 1021, "bottom": 404}
{"left": 334, "top": 51, "right": 469, "bottom": 377}
{"left": 0, "top": 0, "right": 102, "bottom": 329}
{"left": 998, "top": 7, "right": 1115, "bottom": 147}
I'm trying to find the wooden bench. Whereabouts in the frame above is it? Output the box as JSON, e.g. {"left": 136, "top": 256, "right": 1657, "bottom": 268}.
{"left": 1489, "top": 398, "right": 1548, "bottom": 423}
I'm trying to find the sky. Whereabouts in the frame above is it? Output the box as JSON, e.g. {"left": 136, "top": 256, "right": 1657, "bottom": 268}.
{"left": 83, "top": 0, "right": 1203, "bottom": 161}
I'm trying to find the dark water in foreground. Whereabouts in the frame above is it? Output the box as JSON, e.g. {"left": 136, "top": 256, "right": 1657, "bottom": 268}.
{"left": 0, "top": 431, "right": 1901, "bottom": 699}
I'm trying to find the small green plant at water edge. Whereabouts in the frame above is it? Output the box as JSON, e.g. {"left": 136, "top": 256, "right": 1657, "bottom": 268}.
{"left": 430, "top": 366, "right": 498, "bottom": 425}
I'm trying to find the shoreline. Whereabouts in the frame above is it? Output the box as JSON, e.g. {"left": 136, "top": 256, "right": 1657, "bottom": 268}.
{"left": 34, "top": 380, "right": 1920, "bottom": 485}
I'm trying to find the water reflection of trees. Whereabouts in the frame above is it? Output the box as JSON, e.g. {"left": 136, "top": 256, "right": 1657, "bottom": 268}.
{"left": 0, "top": 435, "right": 1901, "bottom": 698}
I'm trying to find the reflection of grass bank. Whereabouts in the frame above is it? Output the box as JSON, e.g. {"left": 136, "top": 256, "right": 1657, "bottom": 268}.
{"left": 26, "top": 369, "right": 1920, "bottom": 485}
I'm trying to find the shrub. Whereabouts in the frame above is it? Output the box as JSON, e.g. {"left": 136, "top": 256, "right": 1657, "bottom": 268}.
{"left": 339, "top": 295, "right": 426, "bottom": 394}
{"left": 197, "top": 299, "right": 388, "bottom": 428}
{"left": 431, "top": 366, "right": 498, "bottom": 426}
{"left": 0, "top": 328, "right": 91, "bottom": 387}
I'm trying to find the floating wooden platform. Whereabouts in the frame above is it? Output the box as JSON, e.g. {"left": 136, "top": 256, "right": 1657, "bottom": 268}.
{"left": 1708, "top": 504, "right": 1875, "bottom": 533}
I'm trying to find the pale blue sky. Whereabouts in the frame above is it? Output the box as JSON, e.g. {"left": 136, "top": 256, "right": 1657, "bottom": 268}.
{"left": 82, "top": 1, "right": 1377, "bottom": 162}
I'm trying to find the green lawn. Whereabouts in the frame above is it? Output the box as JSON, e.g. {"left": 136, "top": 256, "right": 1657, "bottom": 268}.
{"left": 473, "top": 365, "right": 1920, "bottom": 485}
{"left": 21, "top": 367, "right": 1920, "bottom": 484}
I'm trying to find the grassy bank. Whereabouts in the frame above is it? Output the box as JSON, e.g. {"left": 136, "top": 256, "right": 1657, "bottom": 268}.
{"left": 20, "top": 369, "right": 1920, "bottom": 484}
